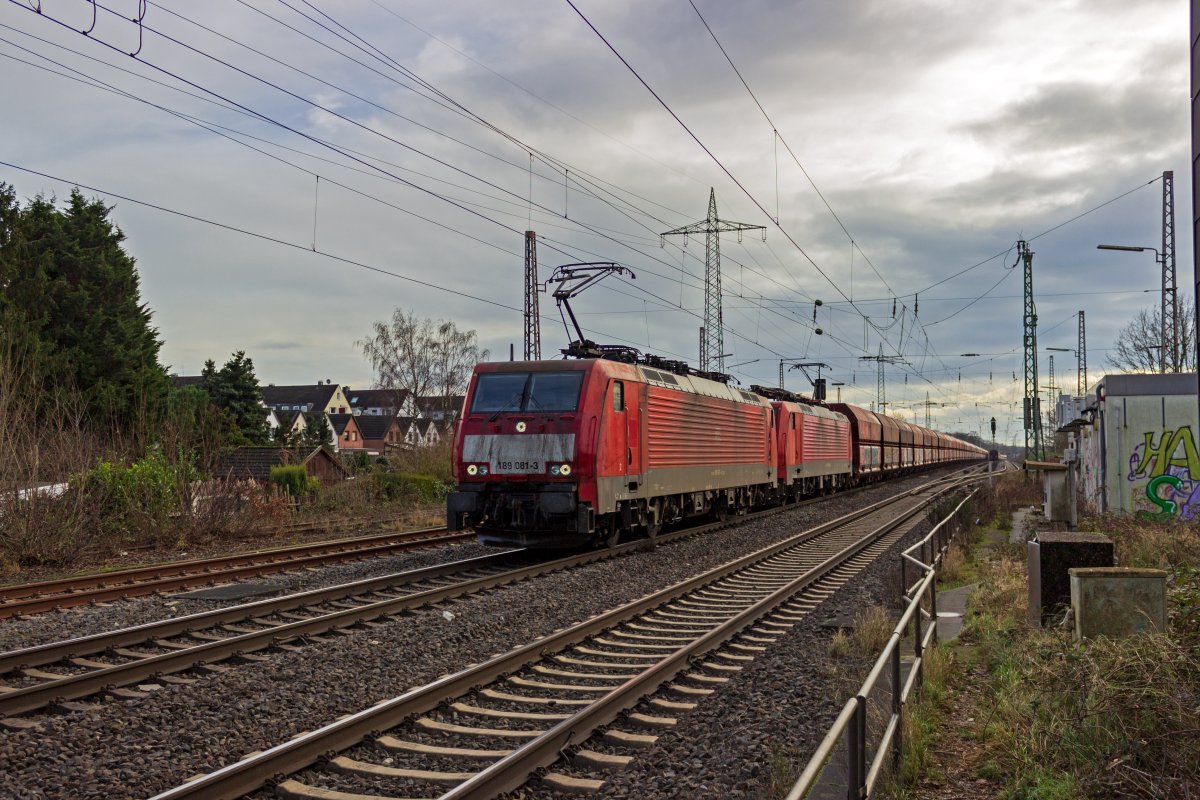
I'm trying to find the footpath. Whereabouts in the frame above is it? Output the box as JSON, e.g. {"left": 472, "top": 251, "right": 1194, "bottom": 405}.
{"left": 909, "top": 507, "right": 1033, "bottom": 800}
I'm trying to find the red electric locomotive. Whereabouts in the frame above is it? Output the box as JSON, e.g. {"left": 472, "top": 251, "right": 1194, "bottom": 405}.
{"left": 447, "top": 358, "right": 777, "bottom": 548}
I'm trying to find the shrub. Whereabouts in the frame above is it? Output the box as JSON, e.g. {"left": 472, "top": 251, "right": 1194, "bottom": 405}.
{"left": 269, "top": 465, "right": 313, "bottom": 498}
{"left": 81, "top": 449, "right": 194, "bottom": 547}
{"left": 371, "top": 471, "right": 450, "bottom": 504}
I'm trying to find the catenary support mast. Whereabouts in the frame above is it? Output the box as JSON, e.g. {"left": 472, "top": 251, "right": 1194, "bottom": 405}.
{"left": 1162, "top": 171, "right": 1180, "bottom": 372}
{"left": 523, "top": 231, "right": 541, "bottom": 360}
{"left": 1020, "top": 240, "right": 1043, "bottom": 461}
{"left": 1077, "top": 310, "right": 1087, "bottom": 396}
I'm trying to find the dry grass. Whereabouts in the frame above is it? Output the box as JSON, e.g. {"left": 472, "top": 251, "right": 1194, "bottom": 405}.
{"left": 954, "top": 504, "right": 1200, "bottom": 800}
{"left": 848, "top": 605, "right": 895, "bottom": 657}
{"left": 827, "top": 628, "right": 850, "bottom": 658}
{"left": 938, "top": 544, "right": 967, "bottom": 584}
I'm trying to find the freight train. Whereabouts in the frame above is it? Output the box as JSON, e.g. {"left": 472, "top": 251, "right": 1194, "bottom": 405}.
{"left": 447, "top": 357, "right": 985, "bottom": 548}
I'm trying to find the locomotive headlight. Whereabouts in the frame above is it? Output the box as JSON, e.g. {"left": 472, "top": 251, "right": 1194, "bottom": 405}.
{"left": 478, "top": 465, "right": 489, "bottom": 475}
{"left": 466, "top": 464, "right": 478, "bottom": 476}
{"left": 549, "top": 465, "right": 560, "bottom": 476}
{"left": 558, "top": 464, "right": 571, "bottom": 476}
{"left": 515, "top": 421, "right": 527, "bottom": 433}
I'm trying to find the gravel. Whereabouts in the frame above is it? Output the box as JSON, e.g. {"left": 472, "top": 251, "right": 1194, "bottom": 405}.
{"left": 0, "top": 472, "right": 957, "bottom": 800}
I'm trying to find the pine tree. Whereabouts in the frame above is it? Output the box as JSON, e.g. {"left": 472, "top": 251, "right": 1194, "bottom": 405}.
{"left": 200, "top": 351, "right": 269, "bottom": 444}
{"left": 0, "top": 184, "right": 168, "bottom": 427}
{"left": 302, "top": 413, "right": 333, "bottom": 449}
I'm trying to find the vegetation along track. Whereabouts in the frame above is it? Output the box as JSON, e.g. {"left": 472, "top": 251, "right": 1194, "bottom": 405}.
{"left": 0, "top": 526, "right": 472, "bottom": 619}
{"left": 147, "top": 468, "right": 986, "bottom": 800}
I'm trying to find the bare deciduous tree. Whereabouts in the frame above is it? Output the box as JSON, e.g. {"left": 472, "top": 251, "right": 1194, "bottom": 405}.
{"left": 1107, "top": 297, "right": 1196, "bottom": 373}
{"left": 359, "top": 310, "right": 488, "bottom": 408}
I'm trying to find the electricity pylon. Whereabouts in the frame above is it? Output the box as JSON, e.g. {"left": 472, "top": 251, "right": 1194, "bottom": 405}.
{"left": 1077, "top": 310, "right": 1087, "bottom": 396}
{"left": 859, "top": 343, "right": 905, "bottom": 415}
{"left": 661, "top": 189, "right": 764, "bottom": 372}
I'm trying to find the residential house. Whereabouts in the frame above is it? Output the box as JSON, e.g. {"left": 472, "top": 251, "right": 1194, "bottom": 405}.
{"left": 415, "top": 394, "right": 465, "bottom": 423}
{"left": 357, "top": 415, "right": 404, "bottom": 453}
{"left": 329, "top": 413, "right": 365, "bottom": 451}
{"left": 215, "top": 446, "right": 348, "bottom": 484}
{"left": 262, "top": 381, "right": 351, "bottom": 416}
{"left": 415, "top": 418, "right": 441, "bottom": 447}
{"left": 346, "top": 387, "right": 416, "bottom": 417}
{"left": 265, "top": 408, "right": 281, "bottom": 438}
{"left": 275, "top": 410, "right": 308, "bottom": 443}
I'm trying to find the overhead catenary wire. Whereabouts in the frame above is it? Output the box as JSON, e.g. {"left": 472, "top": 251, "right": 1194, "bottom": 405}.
{"left": 564, "top": 0, "right": 961, "bottom": 404}
{"left": 0, "top": 19, "right": 824, "bottom": 376}
{"left": 0, "top": 158, "right": 722, "bottom": 370}
{"left": 3, "top": 2, "right": 771, "bottom": 336}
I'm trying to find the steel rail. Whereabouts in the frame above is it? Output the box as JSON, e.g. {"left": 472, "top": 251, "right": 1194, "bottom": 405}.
{"left": 786, "top": 484, "right": 982, "bottom": 800}
{"left": 0, "top": 474, "right": 942, "bottom": 715}
{"left": 442, "top": 481, "right": 954, "bottom": 798}
{"left": 146, "top": 472, "right": 976, "bottom": 800}
{"left": 0, "top": 527, "right": 469, "bottom": 619}
{"left": 0, "top": 550, "right": 524, "bottom": 675}
{"left": 0, "top": 525, "right": 453, "bottom": 600}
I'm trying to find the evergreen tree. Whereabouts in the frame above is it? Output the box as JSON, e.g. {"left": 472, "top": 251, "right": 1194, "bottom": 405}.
{"left": 200, "top": 351, "right": 269, "bottom": 444}
{"left": 0, "top": 184, "right": 167, "bottom": 427}
{"left": 302, "top": 413, "right": 333, "bottom": 449}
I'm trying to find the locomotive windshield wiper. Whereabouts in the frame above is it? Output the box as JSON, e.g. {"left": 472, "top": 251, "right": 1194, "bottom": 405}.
{"left": 489, "top": 392, "right": 524, "bottom": 422}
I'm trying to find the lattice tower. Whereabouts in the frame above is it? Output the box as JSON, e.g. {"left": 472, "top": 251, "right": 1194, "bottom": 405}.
{"left": 523, "top": 231, "right": 541, "bottom": 360}
{"left": 661, "top": 189, "right": 764, "bottom": 371}
{"left": 1077, "top": 310, "right": 1087, "bottom": 396}
{"left": 1162, "top": 171, "right": 1179, "bottom": 372}
{"left": 1020, "top": 240, "right": 1043, "bottom": 461}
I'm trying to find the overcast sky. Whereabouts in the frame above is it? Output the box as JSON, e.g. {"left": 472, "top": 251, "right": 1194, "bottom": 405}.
{"left": 0, "top": 0, "right": 1190, "bottom": 444}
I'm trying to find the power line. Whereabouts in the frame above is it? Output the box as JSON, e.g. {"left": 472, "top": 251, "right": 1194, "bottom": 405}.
{"left": 563, "top": 0, "right": 961, "bottom": 404}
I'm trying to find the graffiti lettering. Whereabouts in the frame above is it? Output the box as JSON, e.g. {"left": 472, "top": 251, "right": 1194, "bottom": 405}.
{"left": 1133, "top": 427, "right": 1200, "bottom": 479}
{"left": 1128, "top": 426, "right": 1200, "bottom": 521}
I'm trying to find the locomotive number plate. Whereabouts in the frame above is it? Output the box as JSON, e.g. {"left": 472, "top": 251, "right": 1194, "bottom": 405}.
{"left": 496, "top": 460, "right": 540, "bottom": 472}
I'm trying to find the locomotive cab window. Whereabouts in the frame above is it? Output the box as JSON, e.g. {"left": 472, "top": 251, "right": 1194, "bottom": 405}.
{"left": 470, "top": 373, "right": 530, "bottom": 413}
{"left": 470, "top": 371, "right": 584, "bottom": 414}
{"left": 528, "top": 372, "right": 584, "bottom": 411}
{"left": 612, "top": 381, "right": 624, "bottom": 412}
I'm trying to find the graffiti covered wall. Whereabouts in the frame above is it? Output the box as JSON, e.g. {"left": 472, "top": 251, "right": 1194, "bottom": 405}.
{"left": 1127, "top": 425, "right": 1200, "bottom": 520}
{"left": 1081, "top": 374, "right": 1200, "bottom": 519}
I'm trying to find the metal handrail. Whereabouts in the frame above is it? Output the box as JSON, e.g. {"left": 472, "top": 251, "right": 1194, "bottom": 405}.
{"left": 785, "top": 489, "right": 978, "bottom": 800}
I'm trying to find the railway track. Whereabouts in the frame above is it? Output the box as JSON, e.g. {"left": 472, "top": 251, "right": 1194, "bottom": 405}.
{"left": 0, "top": 525, "right": 470, "bottom": 619}
{"left": 146, "top": 468, "right": 986, "bottom": 800}
{"left": 0, "top": 468, "right": 978, "bottom": 720}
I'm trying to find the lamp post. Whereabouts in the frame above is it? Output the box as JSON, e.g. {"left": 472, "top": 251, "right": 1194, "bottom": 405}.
{"left": 1097, "top": 244, "right": 1174, "bottom": 373}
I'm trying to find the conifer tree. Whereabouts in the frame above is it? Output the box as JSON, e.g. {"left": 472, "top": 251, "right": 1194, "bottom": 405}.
{"left": 200, "top": 351, "right": 269, "bottom": 444}
{"left": 0, "top": 184, "right": 167, "bottom": 428}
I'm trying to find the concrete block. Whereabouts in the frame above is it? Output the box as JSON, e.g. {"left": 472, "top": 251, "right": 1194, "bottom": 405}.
{"left": 1070, "top": 567, "right": 1168, "bottom": 640}
{"left": 1043, "top": 467, "right": 1077, "bottom": 527}
{"left": 1030, "top": 532, "right": 1113, "bottom": 626}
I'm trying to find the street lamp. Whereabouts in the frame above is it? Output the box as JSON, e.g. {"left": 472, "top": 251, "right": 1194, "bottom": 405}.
{"left": 1097, "top": 243, "right": 1174, "bottom": 373}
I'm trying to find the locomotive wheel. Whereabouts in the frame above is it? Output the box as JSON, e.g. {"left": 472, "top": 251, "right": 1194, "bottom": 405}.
{"left": 600, "top": 517, "right": 621, "bottom": 548}
{"left": 713, "top": 497, "right": 729, "bottom": 522}
{"left": 642, "top": 501, "right": 662, "bottom": 539}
